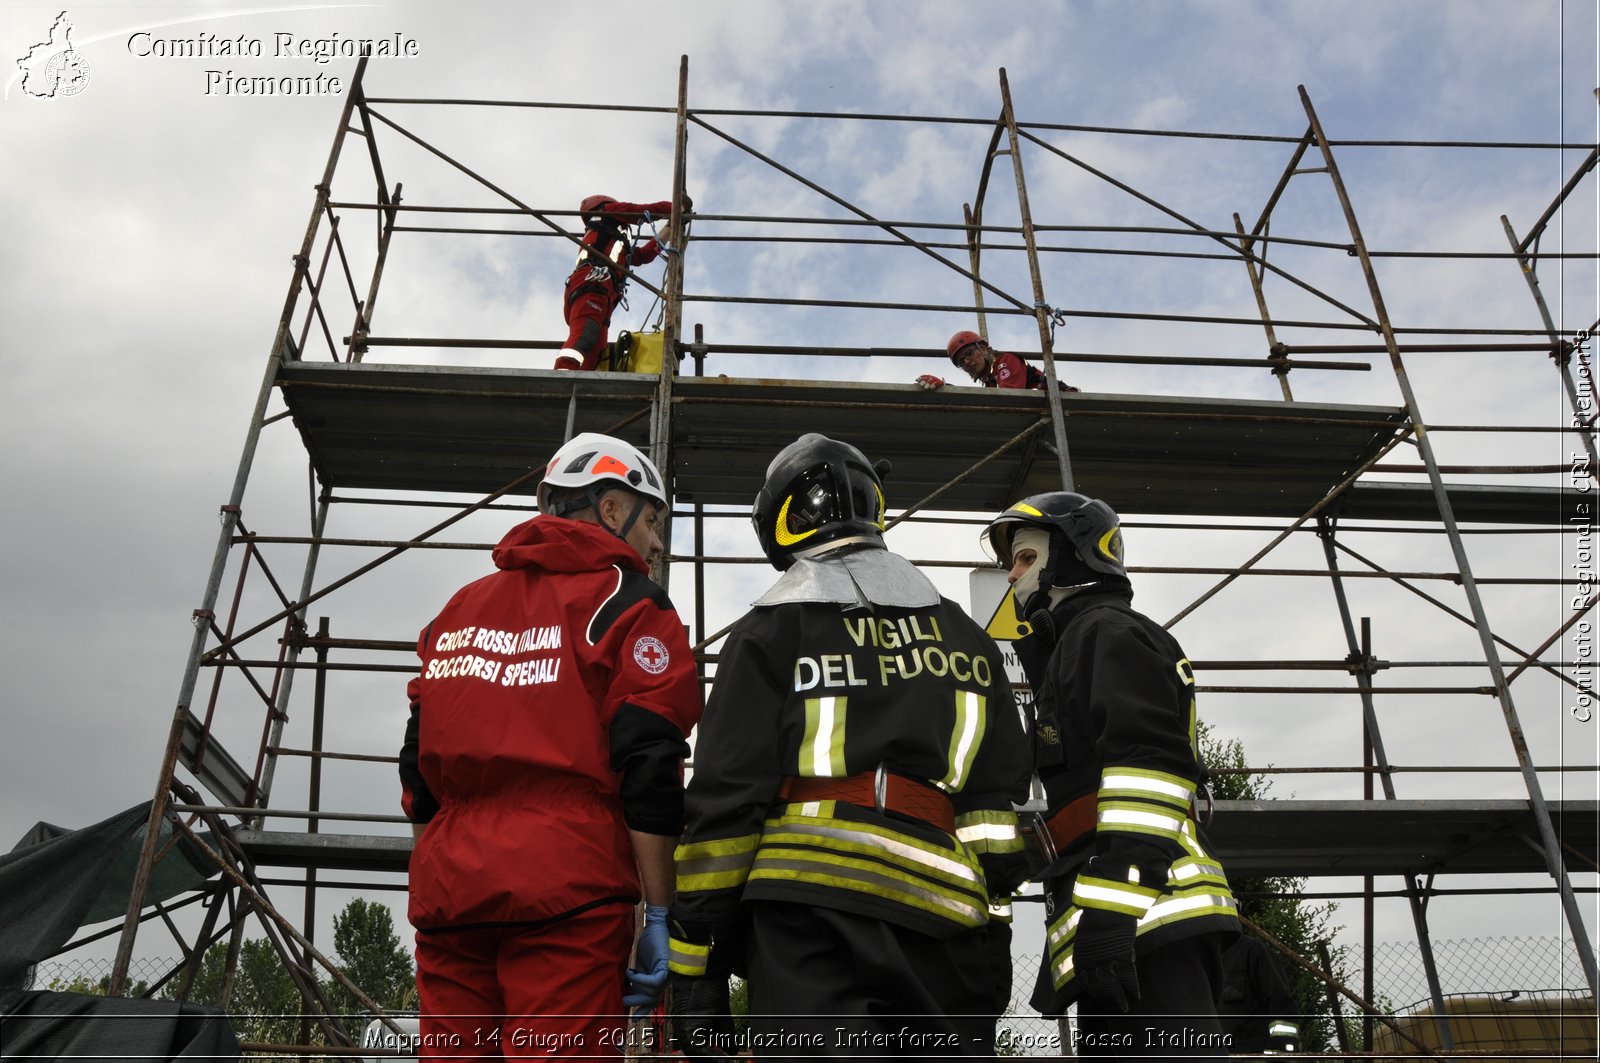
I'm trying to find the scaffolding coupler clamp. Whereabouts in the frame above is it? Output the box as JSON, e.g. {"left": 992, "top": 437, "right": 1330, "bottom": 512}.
{"left": 1343, "top": 651, "right": 1388, "bottom": 676}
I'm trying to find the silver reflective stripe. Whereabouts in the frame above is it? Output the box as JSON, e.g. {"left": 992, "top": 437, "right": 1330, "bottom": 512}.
{"left": 956, "top": 821, "right": 1018, "bottom": 845}
{"left": 750, "top": 854, "right": 985, "bottom": 923}
{"left": 1101, "top": 771, "right": 1193, "bottom": 803}
{"left": 1099, "top": 806, "right": 1186, "bottom": 835}
{"left": 769, "top": 819, "right": 979, "bottom": 883}
{"left": 676, "top": 849, "right": 757, "bottom": 879}
{"left": 1141, "top": 890, "right": 1239, "bottom": 925}
{"left": 945, "top": 690, "right": 983, "bottom": 789}
{"left": 1169, "top": 857, "right": 1228, "bottom": 882}
{"left": 808, "top": 696, "right": 843, "bottom": 776}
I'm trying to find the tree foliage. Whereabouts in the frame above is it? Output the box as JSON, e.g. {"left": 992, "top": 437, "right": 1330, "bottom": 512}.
{"left": 327, "top": 897, "right": 416, "bottom": 1035}
{"left": 163, "top": 898, "right": 415, "bottom": 1047}
{"left": 165, "top": 935, "right": 304, "bottom": 1045}
{"left": 1200, "top": 722, "right": 1354, "bottom": 1054}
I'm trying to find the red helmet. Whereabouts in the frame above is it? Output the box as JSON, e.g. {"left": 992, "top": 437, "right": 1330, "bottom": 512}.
{"left": 580, "top": 194, "right": 617, "bottom": 220}
{"left": 947, "top": 330, "right": 985, "bottom": 365}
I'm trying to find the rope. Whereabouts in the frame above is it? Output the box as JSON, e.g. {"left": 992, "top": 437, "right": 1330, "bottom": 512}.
{"left": 641, "top": 210, "right": 679, "bottom": 257}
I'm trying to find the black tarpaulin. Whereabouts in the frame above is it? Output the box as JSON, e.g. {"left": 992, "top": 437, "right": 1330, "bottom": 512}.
{"left": 0, "top": 802, "right": 216, "bottom": 989}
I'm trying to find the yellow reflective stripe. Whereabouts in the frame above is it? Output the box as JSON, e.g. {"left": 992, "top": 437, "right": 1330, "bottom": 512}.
{"left": 667, "top": 938, "right": 709, "bottom": 977}
{"left": 800, "top": 697, "right": 848, "bottom": 777}
{"left": 674, "top": 833, "right": 759, "bottom": 892}
{"left": 1071, "top": 874, "right": 1161, "bottom": 917}
{"left": 1099, "top": 766, "right": 1194, "bottom": 810}
{"left": 676, "top": 834, "right": 759, "bottom": 862}
{"left": 1169, "top": 857, "right": 1229, "bottom": 884}
{"left": 955, "top": 810, "right": 1022, "bottom": 853}
{"left": 1096, "top": 801, "right": 1187, "bottom": 841}
{"left": 1046, "top": 905, "right": 1080, "bottom": 951}
{"left": 1137, "top": 888, "right": 1238, "bottom": 931}
{"left": 1045, "top": 879, "right": 1239, "bottom": 990}
{"left": 761, "top": 814, "right": 981, "bottom": 887}
{"left": 748, "top": 849, "right": 987, "bottom": 926}
{"left": 939, "top": 690, "right": 987, "bottom": 790}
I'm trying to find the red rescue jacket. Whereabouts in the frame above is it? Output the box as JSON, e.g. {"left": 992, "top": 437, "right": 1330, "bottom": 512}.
{"left": 401, "top": 516, "right": 700, "bottom": 932}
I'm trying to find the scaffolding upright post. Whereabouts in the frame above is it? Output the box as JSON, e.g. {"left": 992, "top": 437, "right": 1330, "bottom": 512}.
{"left": 652, "top": 55, "right": 691, "bottom": 591}
{"left": 1301, "top": 85, "right": 1599, "bottom": 997}
{"left": 1317, "top": 517, "right": 1454, "bottom": 1050}
{"left": 997, "top": 68, "right": 1075, "bottom": 492}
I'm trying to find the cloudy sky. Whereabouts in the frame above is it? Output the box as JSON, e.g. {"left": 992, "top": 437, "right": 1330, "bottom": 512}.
{"left": 3, "top": 0, "right": 1596, "bottom": 991}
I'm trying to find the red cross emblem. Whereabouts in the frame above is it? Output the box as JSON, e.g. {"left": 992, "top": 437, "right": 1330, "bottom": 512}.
{"left": 633, "top": 635, "right": 669, "bottom": 675}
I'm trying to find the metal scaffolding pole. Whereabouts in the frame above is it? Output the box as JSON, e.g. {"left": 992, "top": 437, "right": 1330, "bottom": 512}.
{"left": 652, "top": 56, "right": 692, "bottom": 592}
{"left": 1500, "top": 213, "right": 1600, "bottom": 474}
{"left": 1318, "top": 517, "right": 1454, "bottom": 1050}
{"left": 998, "top": 68, "right": 1075, "bottom": 492}
{"left": 1301, "top": 84, "right": 1599, "bottom": 996}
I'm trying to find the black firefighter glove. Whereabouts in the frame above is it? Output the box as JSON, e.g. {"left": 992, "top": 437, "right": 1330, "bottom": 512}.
{"left": 667, "top": 972, "right": 736, "bottom": 1062}
{"left": 1073, "top": 906, "right": 1141, "bottom": 1013}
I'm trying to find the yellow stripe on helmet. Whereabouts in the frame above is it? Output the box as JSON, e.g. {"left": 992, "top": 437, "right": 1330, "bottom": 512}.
{"left": 774, "top": 494, "right": 820, "bottom": 547}
{"left": 1098, "top": 527, "right": 1123, "bottom": 563}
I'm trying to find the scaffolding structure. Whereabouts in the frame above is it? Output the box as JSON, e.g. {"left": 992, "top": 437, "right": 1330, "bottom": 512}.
{"left": 75, "top": 58, "right": 1597, "bottom": 1054}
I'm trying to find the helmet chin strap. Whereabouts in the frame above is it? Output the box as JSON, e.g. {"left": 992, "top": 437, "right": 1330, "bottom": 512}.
{"left": 593, "top": 487, "right": 652, "bottom": 543}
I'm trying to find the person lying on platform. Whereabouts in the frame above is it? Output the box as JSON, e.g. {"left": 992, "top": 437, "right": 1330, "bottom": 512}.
{"left": 915, "top": 330, "right": 1080, "bottom": 393}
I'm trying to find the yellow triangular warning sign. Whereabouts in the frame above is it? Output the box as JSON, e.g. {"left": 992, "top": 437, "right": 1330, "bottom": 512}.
{"left": 984, "top": 588, "right": 1031, "bottom": 641}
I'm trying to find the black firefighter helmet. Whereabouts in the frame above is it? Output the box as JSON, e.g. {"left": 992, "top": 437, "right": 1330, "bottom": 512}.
{"left": 984, "top": 491, "right": 1126, "bottom": 612}
{"left": 753, "top": 433, "right": 889, "bottom": 571}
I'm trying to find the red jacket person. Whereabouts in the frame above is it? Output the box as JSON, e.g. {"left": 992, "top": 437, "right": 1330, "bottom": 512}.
{"left": 400, "top": 432, "right": 701, "bottom": 1058}
{"left": 916, "top": 330, "right": 1080, "bottom": 393}
{"left": 556, "top": 195, "right": 681, "bottom": 371}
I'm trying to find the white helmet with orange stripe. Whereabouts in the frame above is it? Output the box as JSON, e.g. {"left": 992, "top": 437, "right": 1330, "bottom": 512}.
{"left": 537, "top": 433, "right": 667, "bottom": 518}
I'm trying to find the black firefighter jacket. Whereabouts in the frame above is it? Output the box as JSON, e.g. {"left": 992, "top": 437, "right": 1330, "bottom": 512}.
{"left": 668, "top": 589, "right": 1033, "bottom": 975}
{"left": 1013, "top": 584, "right": 1240, "bottom": 1009}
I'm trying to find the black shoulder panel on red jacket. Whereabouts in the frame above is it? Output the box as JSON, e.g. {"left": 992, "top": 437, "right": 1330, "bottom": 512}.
{"left": 587, "top": 567, "right": 673, "bottom": 644}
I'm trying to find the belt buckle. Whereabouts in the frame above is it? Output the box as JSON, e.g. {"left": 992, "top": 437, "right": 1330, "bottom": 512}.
{"left": 873, "top": 763, "right": 888, "bottom": 815}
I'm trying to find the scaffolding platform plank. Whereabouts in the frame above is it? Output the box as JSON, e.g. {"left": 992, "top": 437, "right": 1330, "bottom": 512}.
{"left": 278, "top": 363, "right": 1580, "bottom": 523}
{"left": 275, "top": 363, "right": 1435, "bottom": 518}
{"left": 1208, "top": 798, "right": 1598, "bottom": 878}
{"left": 233, "top": 799, "right": 1596, "bottom": 880}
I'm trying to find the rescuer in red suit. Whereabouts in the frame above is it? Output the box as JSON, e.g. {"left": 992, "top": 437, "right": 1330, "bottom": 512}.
{"left": 399, "top": 433, "right": 702, "bottom": 1058}
{"left": 556, "top": 194, "right": 685, "bottom": 371}
{"left": 915, "top": 330, "right": 1080, "bottom": 393}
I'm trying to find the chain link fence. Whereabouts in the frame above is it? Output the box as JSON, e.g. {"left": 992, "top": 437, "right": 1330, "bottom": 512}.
{"left": 994, "top": 938, "right": 1592, "bottom": 1057}
{"left": 34, "top": 937, "right": 1595, "bottom": 1058}
{"left": 1370, "top": 936, "right": 1591, "bottom": 1012}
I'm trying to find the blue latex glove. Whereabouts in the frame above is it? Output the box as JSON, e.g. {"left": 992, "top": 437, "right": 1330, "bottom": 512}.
{"left": 623, "top": 905, "right": 671, "bottom": 1010}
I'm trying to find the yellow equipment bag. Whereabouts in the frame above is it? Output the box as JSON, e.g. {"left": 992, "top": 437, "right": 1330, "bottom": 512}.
{"left": 597, "top": 330, "right": 672, "bottom": 375}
